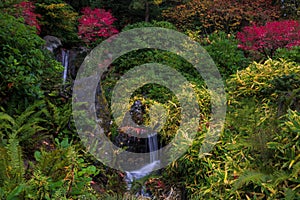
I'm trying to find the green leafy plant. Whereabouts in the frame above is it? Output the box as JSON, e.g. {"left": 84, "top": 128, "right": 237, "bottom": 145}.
{"left": 227, "top": 59, "right": 300, "bottom": 101}
{"left": 0, "top": 101, "right": 48, "bottom": 156}
{"left": 274, "top": 46, "right": 300, "bottom": 64}
{"left": 199, "top": 31, "right": 250, "bottom": 78}
{"left": 0, "top": 131, "right": 100, "bottom": 199}
{"left": 42, "top": 99, "right": 75, "bottom": 139}
{"left": 122, "top": 20, "right": 176, "bottom": 31}
{"left": 0, "top": 132, "right": 26, "bottom": 199}
{"left": 0, "top": 12, "right": 63, "bottom": 113}
{"left": 233, "top": 110, "right": 300, "bottom": 199}
{"left": 35, "top": 1, "right": 78, "bottom": 43}
{"left": 27, "top": 138, "right": 99, "bottom": 199}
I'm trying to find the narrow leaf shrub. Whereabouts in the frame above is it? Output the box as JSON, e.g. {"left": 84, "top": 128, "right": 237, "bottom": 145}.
{"left": 227, "top": 59, "right": 300, "bottom": 100}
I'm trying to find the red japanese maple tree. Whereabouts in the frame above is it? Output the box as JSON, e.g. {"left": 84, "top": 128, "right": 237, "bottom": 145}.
{"left": 14, "top": 1, "right": 41, "bottom": 34}
{"left": 237, "top": 20, "right": 300, "bottom": 57}
{"left": 78, "top": 7, "right": 119, "bottom": 43}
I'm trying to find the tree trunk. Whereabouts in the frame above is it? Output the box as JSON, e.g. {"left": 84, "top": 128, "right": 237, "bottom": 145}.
{"left": 145, "top": 1, "right": 150, "bottom": 22}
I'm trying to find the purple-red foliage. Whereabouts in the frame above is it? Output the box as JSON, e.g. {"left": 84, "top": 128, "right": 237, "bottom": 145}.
{"left": 14, "top": 1, "right": 41, "bottom": 34}
{"left": 78, "top": 7, "right": 119, "bottom": 43}
{"left": 237, "top": 20, "right": 300, "bottom": 57}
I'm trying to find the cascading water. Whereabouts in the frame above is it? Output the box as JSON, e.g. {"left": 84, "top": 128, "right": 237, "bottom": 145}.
{"left": 61, "top": 49, "right": 69, "bottom": 85}
{"left": 122, "top": 100, "right": 161, "bottom": 196}
{"left": 125, "top": 132, "right": 160, "bottom": 194}
{"left": 148, "top": 133, "right": 159, "bottom": 163}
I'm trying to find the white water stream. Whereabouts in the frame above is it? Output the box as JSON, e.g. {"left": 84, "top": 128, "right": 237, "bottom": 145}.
{"left": 61, "top": 49, "right": 69, "bottom": 85}
{"left": 125, "top": 133, "right": 160, "bottom": 192}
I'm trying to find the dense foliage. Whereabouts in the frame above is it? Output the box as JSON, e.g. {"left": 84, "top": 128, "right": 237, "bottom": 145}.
{"left": 14, "top": 1, "right": 41, "bottom": 33}
{"left": 0, "top": 0, "right": 299, "bottom": 199}
{"left": 78, "top": 7, "right": 119, "bottom": 43}
{"left": 196, "top": 31, "right": 250, "bottom": 78}
{"left": 237, "top": 20, "right": 300, "bottom": 58}
{"left": 35, "top": 1, "right": 78, "bottom": 42}
{"left": 162, "top": 59, "right": 300, "bottom": 199}
{"left": 0, "top": 13, "right": 62, "bottom": 113}
{"left": 162, "top": 0, "right": 280, "bottom": 33}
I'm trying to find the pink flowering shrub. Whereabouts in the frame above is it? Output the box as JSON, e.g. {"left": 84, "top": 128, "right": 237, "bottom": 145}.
{"left": 14, "top": 1, "right": 41, "bottom": 34}
{"left": 237, "top": 20, "right": 300, "bottom": 57}
{"left": 78, "top": 7, "right": 119, "bottom": 43}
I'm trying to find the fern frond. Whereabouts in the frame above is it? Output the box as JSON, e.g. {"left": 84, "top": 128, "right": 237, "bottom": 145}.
{"left": 0, "top": 112, "right": 15, "bottom": 132}
{"left": 44, "top": 100, "right": 72, "bottom": 133}
{"left": 292, "top": 161, "right": 300, "bottom": 178}
{"left": 0, "top": 147, "right": 9, "bottom": 186}
{"left": 273, "top": 170, "right": 289, "bottom": 186}
{"left": 16, "top": 122, "right": 46, "bottom": 142}
{"left": 15, "top": 100, "right": 45, "bottom": 126}
{"left": 15, "top": 110, "right": 36, "bottom": 126}
{"left": 5, "top": 133, "right": 25, "bottom": 184}
{"left": 284, "top": 188, "right": 297, "bottom": 200}
{"left": 1, "top": 101, "right": 50, "bottom": 148}
{"left": 233, "top": 170, "right": 270, "bottom": 190}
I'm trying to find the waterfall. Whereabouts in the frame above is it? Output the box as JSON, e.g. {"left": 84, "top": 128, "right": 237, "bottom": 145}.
{"left": 61, "top": 49, "right": 69, "bottom": 85}
{"left": 123, "top": 100, "right": 160, "bottom": 195}
{"left": 148, "top": 133, "right": 158, "bottom": 163}
{"left": 125, "top": 132, "right": 160, "bottom": 193}
{"left": 126, "top": 160, "right": 160, "bottom": 183}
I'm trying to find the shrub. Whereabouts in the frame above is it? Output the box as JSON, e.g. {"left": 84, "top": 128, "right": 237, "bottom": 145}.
{"left": 14, "top": 1, "right": 41, "bottom": 34}
{"left": 197, "top": 31, "right": 250, "bottom": 78}
{"left": 232, "top": 109, "right": 300, "bottom": 199}
{"left": 227, "top": 58, "right": 300, "bottom": 115}
{"left": 28, "top": 138, "right": 99, "bottom": 199}
{"left": 279, "top": 0, "right": 300, "bottom": 19}
{"left": 0, "top": 132, "right": 100, "bottom": 199}
{"left": 162, "top": 0, "right": 280, "bottom": 33}
{"left": 164, "top": 58, "right": 299, "bottom": 199}
{"left": 122, "top": 20, "right": 176, "bottom": 31}
{"left": 274, "top": 46, "right": 300, "bottom": 64}
{"left": 78, "top": 7, "right": 119, "bottom": 43}
{"left": 0, "top": 13, "right": 63, "bottom": 113}
{"left": 237, "top": 20, "right": 300, "bottom": 58}
{"left": 35, "top": 2, "right": 78, "bottom": 42}
{"left": 227, "top": 59, "right": 300, "bottom": 101}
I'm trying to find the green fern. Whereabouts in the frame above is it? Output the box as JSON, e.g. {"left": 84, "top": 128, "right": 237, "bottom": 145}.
{"left": 272, "top": 171, "right": 290, "bottom": 186}
{"left": 42, "top": 100, "right": 72, "bottom": 138}
{"left": 0, "top": 100, "right": 47, "bottom": 143}
{"left": 0, "top": 132, "right": 26, "bottom": 199}
{"left": 28, "top": 138, "right": 99, "bottom": 199}
{"left": 233, "top": 170, "right": 270, "bottom": 190}
{"left": 284, "top": 188, "right": 297, "bottom": 200}
{"left": 291, "top": 161, "right": 300, "bottom": 178}
{"left": 6, "top": 133, "right": 24, "bottom": 183}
